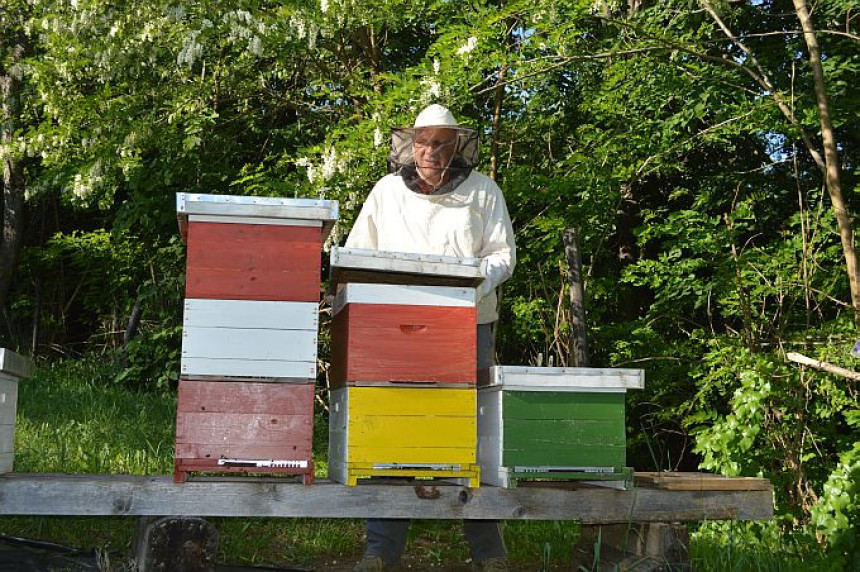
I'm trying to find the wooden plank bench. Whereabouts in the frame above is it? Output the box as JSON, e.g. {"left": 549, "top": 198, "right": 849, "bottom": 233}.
{"left": 0, "top": 472, "right": 772, "bottom": 570}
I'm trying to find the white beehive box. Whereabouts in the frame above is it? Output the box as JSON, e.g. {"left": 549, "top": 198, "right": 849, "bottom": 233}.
{"left": 0, "top": 349, "right": 33, "bottom": 473}
{"left": 180, "top": 299, "right": 318, "bottom": 379}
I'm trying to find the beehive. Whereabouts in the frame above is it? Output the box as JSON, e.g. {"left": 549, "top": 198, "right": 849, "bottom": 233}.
{"left": 174, "top": 193, "right": 337, "bottom": 483}
{"left": 330, "top": 283, "right": 477, "bottom": 387}
{"left": 477, "top": 366, "right": 644, "bottom": 489}
{"left": 0, "top": 349, "right": 33, "bottom": 474}
{"left": 328, "top": 386, "right": 480, "bottom": 486}
{"left": 328, "top": 248, "right": 483, "bottom": 485}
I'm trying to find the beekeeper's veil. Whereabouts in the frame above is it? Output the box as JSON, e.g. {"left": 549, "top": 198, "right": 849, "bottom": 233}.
{"left": 388, "top": 104, "right": 479, "bottom": 194}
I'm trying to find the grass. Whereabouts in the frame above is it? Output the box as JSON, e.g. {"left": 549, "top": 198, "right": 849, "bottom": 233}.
{"left": 0, "top": 358, "right": 840, "bottom": 570}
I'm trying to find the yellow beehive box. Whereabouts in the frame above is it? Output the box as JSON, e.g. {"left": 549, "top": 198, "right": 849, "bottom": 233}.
{"left": 329, "top": 386, "right": 479, "bottom": 486}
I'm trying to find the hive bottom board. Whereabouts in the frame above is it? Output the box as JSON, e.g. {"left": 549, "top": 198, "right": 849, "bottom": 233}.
{"left": 483, "top": 467, "right": 633, "bottom": 490}
{"left": 329, "top": 386, "right": 479, "bottom": 486}
{"left": 174, "top": 379, "right": 314, "bottom": 484}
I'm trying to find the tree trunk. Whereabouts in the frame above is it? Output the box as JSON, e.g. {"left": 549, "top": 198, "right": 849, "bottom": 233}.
{"left": 564, "top": 228, "right": 589, "bottom": 367}
{"left": 123, "top": 300, "right": 143, "bottom": 368}
{"left": 489, "top": 14, "right": 516, "bottom": 181}
{"left": 0, "top": 41, "right": 26, "bottom": 311}
{"left": 791, "top": 0, "right": 860, "bottom": 329}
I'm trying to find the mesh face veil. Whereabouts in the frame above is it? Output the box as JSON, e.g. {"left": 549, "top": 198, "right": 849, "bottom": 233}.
{"left": 388, "top": 127, "right": 480, "bottom": 173}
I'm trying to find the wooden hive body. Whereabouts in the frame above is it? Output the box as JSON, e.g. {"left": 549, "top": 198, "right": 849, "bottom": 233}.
{"left": 330, "top": 283, "right": 477, "bottom": 387}
{"left": 174, "top": 380, "right": 314, "bottom": 483}
{"left": 477, "top": 366, "right": 644, "bottom": 489}
{"left": 174, "top": 193, "right": 337, "bottom": 483}
{"left": 0, "top": 349, "right": 32, "bottom": 474}
{"left": 328, "top": 386, "right": 479, "bottom": 487}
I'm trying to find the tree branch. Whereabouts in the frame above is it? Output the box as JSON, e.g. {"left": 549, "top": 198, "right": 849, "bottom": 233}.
{"left": 786, "top": 352, "right": 860, "bottom": 382}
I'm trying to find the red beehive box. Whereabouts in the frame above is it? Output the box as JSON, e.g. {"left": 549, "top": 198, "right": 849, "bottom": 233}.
{"left": 178, "top": 193, "right": 337, "bottom": 302}
{"left": 330, "top": 282, "right": 478, "bottom": 387}
{"left": 174, "top": 380, "right": 314, "bottom": 484}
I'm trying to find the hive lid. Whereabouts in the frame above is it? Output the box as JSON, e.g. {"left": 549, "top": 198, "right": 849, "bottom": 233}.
{"left": 0, "top": 348, "right": 33, "bottom": 379}
{"left": 329, "top": 246, "right": 483, "bottom": 290}
{"left": 176, "top": 193, "right": 339, "bottom": 241}
{"left": 478, "top": 365, "right": 644, "bottom": 392}
{"left": 331, "top": 283, "right": 476, "bottom": 316}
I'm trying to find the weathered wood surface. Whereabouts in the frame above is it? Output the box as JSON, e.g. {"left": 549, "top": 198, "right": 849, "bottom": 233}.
{"left": 479, "top": 365, "right": 645, "bottom": 391}
{"left": 0, "top": 348, "right": 32, "bottom": 378}
{"left": 0, "top": 474, "right": 773, "bottom": 522}
{"left": 185, "top": 222, "right": 322, "bottom": 302}
{"left": 329, "top": 247, "right": 483, "bottom": 291}
{"left": 330, "top": 304, "right": 477, "bottom": 386}
{"left": 635, "top": 472, "right": 773, "bottom": 491}
{"left": 176, "top": 192, "right": 338, "bottom": 241}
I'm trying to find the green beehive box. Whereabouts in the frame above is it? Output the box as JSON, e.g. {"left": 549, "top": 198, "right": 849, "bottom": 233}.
{"left": 477, "top": 366, "right": 644, "bottom": 489}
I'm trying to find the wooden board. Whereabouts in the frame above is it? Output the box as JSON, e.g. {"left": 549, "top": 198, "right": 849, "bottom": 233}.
{"left": 480, "top": 365, "right": 645, "bottom": 390}
{"left": 185, "top": 222, "right": 322, "bottom": 302}
{"left": 478, "top": 385, "right": 629, "bottom": 487}
{"left": 176, "top": 192, "right": 338, "bottom": 242}
{"left": 183, "top": 299, "right": 318, "bottom": 330}
{"left": 180, "top": 299, "right": 318, "bottom": 379}
{"left": 181, "top": 327, "right": 317, "bottom": 362}
{"left": 0, "top": 377, "right": 18, "bottom": 426}
{"left": 329, "top": 387, "right": 477, "bottom": 485}
{"left": 330, "top": 304, "right": 476, "bottom": 386}
{"left": 179, "top": 358, "right": 316, "bottom": 380}
{"left": 177, "top": 380, "right": 314, "bottom": 414}
{"left": 174, "top": 380, "right": 314, "bottom": 483}
{"left": 0, "top": 349, "right": 31, "bottom": 379}
{"left": 330, "top": 462, "right": 481, "bottom": 488}
{"left": 0, "top": 474, "right": 775, "bottom": 522}
{"left": 634, "top": 472, "right": 773, "bottom": 491}
{"left": 329, "top": 247, "right": 483, "bottom": 291}
{"left": 332, "top": 283, "right": 475, "bottom": 317}
{"left": 0, "top": 377, "right": 17, "bottom": 474}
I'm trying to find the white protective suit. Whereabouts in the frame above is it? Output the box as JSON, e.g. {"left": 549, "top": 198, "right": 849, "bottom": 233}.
{"left": 345, "top": 170, "right": 516, "bottom": 324}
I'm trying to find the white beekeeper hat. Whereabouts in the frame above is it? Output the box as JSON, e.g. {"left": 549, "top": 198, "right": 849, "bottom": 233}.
{"left": 413, "top": 104, "right": 459, "bottom": 128}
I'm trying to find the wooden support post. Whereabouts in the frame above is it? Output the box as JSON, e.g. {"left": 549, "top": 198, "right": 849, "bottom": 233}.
{"left": 134, "top": 516, "right": 219, "bottom": 572}
{"left": 572, "top": 523, "right": 690, "bottom": 571}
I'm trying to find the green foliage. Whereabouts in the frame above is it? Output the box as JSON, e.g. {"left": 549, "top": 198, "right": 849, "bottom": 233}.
{"left": 810, "top": 441, "right": 860, "bottom": 567}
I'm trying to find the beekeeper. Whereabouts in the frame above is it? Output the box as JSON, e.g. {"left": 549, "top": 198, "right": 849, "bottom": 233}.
{"left": 347, "top": 104, "right": 515, "bottom": 571}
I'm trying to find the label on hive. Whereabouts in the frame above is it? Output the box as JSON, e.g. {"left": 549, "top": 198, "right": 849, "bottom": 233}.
{"left": 330, "top": 303, "right": 477, "bottom": 385}
{"left": 185, "top": 221, "right": 322, "bottom": 302}
{"left": 181, "top": 299, "right": 318, "bottom": 379}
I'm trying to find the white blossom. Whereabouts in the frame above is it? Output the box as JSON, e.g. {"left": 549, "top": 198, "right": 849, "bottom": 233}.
{"left": 421, "top": 77, "right": 441, "bottom": 99}
{"left": 177, "top": 30, "right": 203, "bottom": 67}
{"left": 320, "top": 0, "right": 329, "bottom": 13}
{"left": 248, "top": 36, "right": 263, "bottom": 56}
{"left": 457, "top": 36, "right": 478, "bottom": 56}
{"left": 433, "top": 58, "right": 440, "bottom": 75}
{"left": 321, "top": 147, "right": 338, "bottom": 180}
{"left": 374, "top": 127, "right": 384, "bottom": 147}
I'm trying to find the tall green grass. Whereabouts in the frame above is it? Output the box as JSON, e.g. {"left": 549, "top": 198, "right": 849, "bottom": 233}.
{"left": 0, "top": 359, "right": 838, "bottom": 570}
